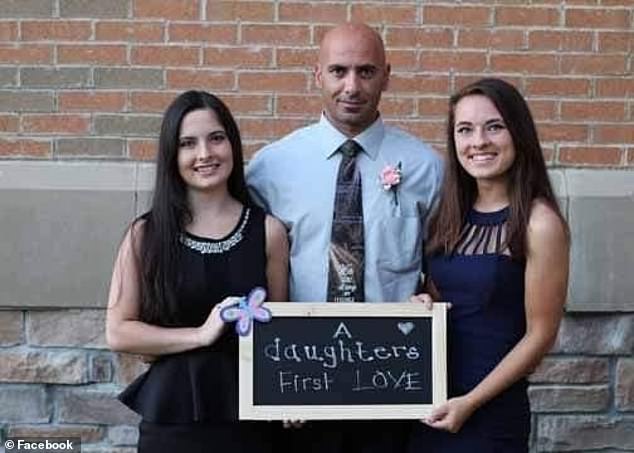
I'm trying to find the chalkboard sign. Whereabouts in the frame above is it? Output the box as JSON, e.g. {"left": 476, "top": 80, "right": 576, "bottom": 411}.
{"left": 239, "top": 303, "right": 447, "bottom": 420}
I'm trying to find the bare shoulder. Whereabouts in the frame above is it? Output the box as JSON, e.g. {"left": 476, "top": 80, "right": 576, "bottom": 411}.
{"left": 264, "top": 214, "right": 288, "bottom": 242}
{"left": 130, "top": 217, "right": 147, "bottom": 236}
{"left": 527, "top": 200, "right": 568, "bottom": 248}
{"left": 120, "top": 217, "right": 147, "bottom": 254}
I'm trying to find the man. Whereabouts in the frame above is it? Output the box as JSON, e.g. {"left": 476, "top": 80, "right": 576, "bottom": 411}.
{"left": 247, "top": 22, "right": 442, "bottom": 453}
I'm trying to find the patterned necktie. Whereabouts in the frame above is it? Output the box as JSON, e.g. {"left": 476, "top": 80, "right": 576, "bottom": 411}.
{"left": 327, "top": 139, "right": 365, "bottom": 302}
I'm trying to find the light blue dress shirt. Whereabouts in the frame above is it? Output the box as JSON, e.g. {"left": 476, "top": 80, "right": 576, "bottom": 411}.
{"left": 246, "top": 114, "right": 443, "bottom": 303}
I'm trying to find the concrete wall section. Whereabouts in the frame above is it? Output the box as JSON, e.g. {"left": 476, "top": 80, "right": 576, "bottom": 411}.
{"left": 566, "top": 171, "right": 634, "bottom": 311}
{"left": 0, "top": 162, "right": 138, "bottom": 308}
{"left": 0, "top": 161, "right": 632, "bottom": 311}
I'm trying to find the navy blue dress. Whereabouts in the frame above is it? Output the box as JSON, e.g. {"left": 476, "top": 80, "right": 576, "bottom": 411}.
{"left": 409, "top": 207, "right": 530, "bottom": 453}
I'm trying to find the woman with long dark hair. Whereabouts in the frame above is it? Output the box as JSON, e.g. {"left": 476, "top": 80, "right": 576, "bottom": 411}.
{"left": 106, "top": 90, "right": 288, "bottom": 452}
{"left": 409, "top": 78, "right": 569, "bottom": 452}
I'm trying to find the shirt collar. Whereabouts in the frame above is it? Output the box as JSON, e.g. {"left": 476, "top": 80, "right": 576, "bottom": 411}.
{"left": 319, "top": 113, "right": 384, "bottom": 161}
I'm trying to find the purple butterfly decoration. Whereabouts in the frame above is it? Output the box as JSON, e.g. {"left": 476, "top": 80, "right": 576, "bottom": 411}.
{"left": 220, "top": 287, "right": 271, "bottom": 336}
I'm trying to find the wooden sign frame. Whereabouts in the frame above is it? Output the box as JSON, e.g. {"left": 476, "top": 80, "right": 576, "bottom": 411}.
{"left": 238, "top": 302, "right": 447, "bottom": 420}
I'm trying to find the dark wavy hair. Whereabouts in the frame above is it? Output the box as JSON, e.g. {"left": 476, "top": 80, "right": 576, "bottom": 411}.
{"left": 136, "top": 90, "right": 249, "bottom": 325}
{"left": 427, "top": 78, "right": 567, "bottom": 259}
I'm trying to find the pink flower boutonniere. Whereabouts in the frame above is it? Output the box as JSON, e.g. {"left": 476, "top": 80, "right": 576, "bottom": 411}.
{"left": 380, "top": 161, "right": 402, "bottom": 205}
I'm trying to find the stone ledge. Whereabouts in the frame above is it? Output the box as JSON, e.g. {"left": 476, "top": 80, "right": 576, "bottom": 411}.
{"left": 529, "top": 357, "right": 609, "bottom": 384}
{"left": 536, "top": 415, "right": 634, "bottom": 451}
{"left": 529, "top": 384, "right": 611, "bottom": 413}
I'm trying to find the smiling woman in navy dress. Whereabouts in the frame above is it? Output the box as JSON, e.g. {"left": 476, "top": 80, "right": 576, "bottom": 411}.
{"left": 409, "top": 78, "right": 569, "bottom": 452}
{"left": 105, "top": 91, "right": 289, "bottom": 453}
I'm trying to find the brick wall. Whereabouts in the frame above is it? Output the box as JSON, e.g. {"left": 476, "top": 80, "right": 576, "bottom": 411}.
{"left": 0, "top": 0, "right": 632, "bottom": 164}
{"left": 1, "top": 1, "right": 633, "bottom": 452}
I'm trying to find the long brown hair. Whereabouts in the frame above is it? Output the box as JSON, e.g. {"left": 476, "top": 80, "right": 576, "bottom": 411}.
{"left": 138, "top": 90, "right": 249, "bottom": 325}
{"left": 427, "top": 78, "right": 566, "bottom": 259}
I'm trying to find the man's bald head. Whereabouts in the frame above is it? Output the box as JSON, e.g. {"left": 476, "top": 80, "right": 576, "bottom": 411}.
{"left": 319, "top": 23, "right": 387, "bottom": 68}
{"left": 315, "top": 23, "right": 390, "bottom": 137}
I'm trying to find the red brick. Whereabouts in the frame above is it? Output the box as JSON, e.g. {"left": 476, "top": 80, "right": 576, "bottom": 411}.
{"left": 134, "top": 0, "right": 200, "bottom": 20}
{"left": 166, "top": 70, "right": 234, "bottom": 90}
{"left": 131, "top": 45, "right": 199, "bottom": 66}
{"left": 276, "top": 95, "right": 322, "bottom": 116}
{"left": 594, "top": 125, "right": 634, "bottom": 144}
{"left": 602, "top": 0, "right": 634, "bottom": 5}
{"left": 242, "top": 25, "right": 310, "bottom": 45}
{"left": 388, "top": 50, "right": 420, "bottom": 71}
{"left": 21, "top": 20, "right": 91, "bottom": 41}
{"left": 420, "top": 51, "right": 487, "bottom": 72}
{"left": 385, "top": 28, "right": 454, "bottom": 48}
{"left": 239, "top": 118, "right": 310, "bottom": 140}
{"left": 529, "top": 30, "right": 594, "bottom": 51}
{"left": 59, "top": 91, "right": 126, "bottom": 112}
{"left": 559, "top": 146, "right": 623, "bottom": 165}
{"left": 130, "top": 92, "right": 271, "bottom": 116}
{"left": 431, "top": 142, "right": 446, "bottom": 155}
{"left": 130, "top": 91, "right": 177, "bottom": 113}
{"left": 596, "top": 78, "right": 634, "bottom": 97}
{"left": 380, "top": 97, "right": 416, "bottom": 118}
{"left": 389, "top": 74, "right": 450, "bottom": 95}
{"left": 204, "top": 46, "right": 273, "bottom": 68}
{"left": 598, "top": 32, "right": 632, "bottom": 53}
{"left": 222, "top": 94, "right": 271, "bottom": 115}
{"left": 22, "top": 114, "right": 90, "bottom": 134}
{"left": 351, "top": 4, "right": 417, "bottom": 24}
{"left": 417, "top": 98, "right": 449, "bottom": 118}
{"left": 424, "top": 5, "right": 491, "bottom": 26}
{"left": 538, "top": 123, "right": 589, "bottom": 142}
{"left": 525, "top": 78, "right": 591, "bottom": 97}
{"left": 57, "top": 45, "right": 127, "bottom": 64}
{"left": 0, "top": 22, "right": 17, "bottom": 41}
{"left": 0, "top": 139, "right": 51, "bottom": 157}
{"left": 243, "top": 141, "right": 268, "bottom": 160}
{"left": 129, "top": 139, "right": 157, "bottom": 160}
{"left": 458, "top": 29, "right": 525, "bottom": 50}
{"left": 396, "top": 120, "right": 445, "bottom": 142}
{"left": 566, "top": 8, "right": 630, "bottom": 28}
{"left": 207, "top": 2, "right": 274, "bottom": 21}
{"left": 0, "top": 114, "right": 18, "bottom": 132}
{"left": 561, "top": 54, "right": 627, "bottom": 74}
{"left": 561, "top": 101, "right": 626, "bottom": 121}
{"left": 454, "top": 75, "right": 523, "bottom": 92}
{"left": 96, "top": 21, "right": 164, "bottom": 42}
{"left": 279, "top": 3, "right": 347, "bottom": 23}
{"left": 314, "top": 25, "right": 333, "bottom": 46}
{"left": 277, "top": 48, "right": 319, "bottom": 68}
{"left": 491, "top": 53, "right": 559, "bottom": 74}
{"left": 542, "top": 146, "right": 555, "bottom": 164}
{"left": 496, "top": 6, "right": 560, "bottom": 26}
{"left": 169, "top": 23, "right": 236, "bottom": 44}
{"left": 0, "top": 44, "right": 52, "bottom": 64}
{"left": 527, "top": 100, "right": 557, "bottom": 121}
{"left": 238, "top": 72, "right": 308, "bottom": 92}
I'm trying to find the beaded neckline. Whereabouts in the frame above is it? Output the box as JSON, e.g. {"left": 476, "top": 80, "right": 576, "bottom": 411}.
{"left": 179, "top": 208, "right": 250, "bottom": 255}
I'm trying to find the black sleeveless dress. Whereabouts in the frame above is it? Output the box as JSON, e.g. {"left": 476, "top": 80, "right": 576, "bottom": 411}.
{"left": 409, "top": 207, "right": 530, "bottom": 453}
{"left": 119, "top": 205, "right": 276, "bottom": 453}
